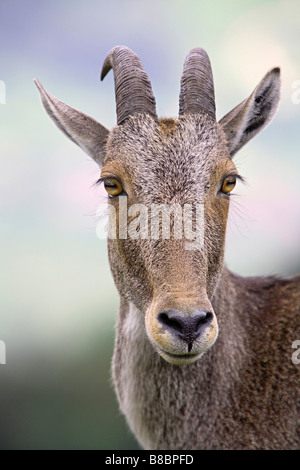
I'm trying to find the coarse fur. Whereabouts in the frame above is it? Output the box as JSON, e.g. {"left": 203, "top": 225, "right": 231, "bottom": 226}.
{"left": 114, "top": 273, "right": 300, "bottom": 449}
{"left": 35, "top": 46, "right": 300, "bottom": 450}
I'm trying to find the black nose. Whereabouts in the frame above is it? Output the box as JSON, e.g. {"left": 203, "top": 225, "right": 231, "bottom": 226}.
{"left": 158, "top": 309, "right": 213, "bottom": 352}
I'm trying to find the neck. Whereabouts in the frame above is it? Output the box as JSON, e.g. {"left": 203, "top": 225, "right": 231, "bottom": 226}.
{"left": 112, "top": 266, "right": 247, "bottom": 449}
{"left": 210, "top": 266, "right": 246, "bottom": 379}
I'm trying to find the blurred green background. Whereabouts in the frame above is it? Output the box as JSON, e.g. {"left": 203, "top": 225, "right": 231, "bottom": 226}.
{"left": 0, "top": 0, "right": 299, "bottom": 450}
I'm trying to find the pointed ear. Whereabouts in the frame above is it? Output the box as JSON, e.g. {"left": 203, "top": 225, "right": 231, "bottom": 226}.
{"left": 34, "top": 79, "right": 109, "bottom": 166}
{"left": 219, "top": 68, "right": 280, "bottom": 157}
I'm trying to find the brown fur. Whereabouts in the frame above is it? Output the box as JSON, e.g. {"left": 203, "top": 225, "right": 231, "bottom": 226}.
{"left": 35, "top": 50, "right": 299, "bottom": 449}
{"left": 113, "top": 272, "right": 300, "bottom": 449}
{"left": 106, "top": 115, "right": 300, "bottom": 449}
{"left": 158, "top": 118, "right": 179, "bottom": 136}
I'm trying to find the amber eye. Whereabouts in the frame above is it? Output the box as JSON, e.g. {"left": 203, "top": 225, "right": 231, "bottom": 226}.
{"left": 221, "top": 176, "right": 236, "bottom": 194}
{"left": 104, "top": 178, "right": 123, "bottom": 197}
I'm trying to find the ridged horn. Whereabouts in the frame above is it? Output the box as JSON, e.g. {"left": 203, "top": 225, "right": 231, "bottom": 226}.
{"left": 101, "top": 46, "right": 158, "bottom": 125}
{"left": 179, "top": 47, "right": 216, "bottom": 120}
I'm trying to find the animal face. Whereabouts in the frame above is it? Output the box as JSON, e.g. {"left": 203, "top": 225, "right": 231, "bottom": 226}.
{"left": 101, "top": 113, "right": 238, "bottom": 363}
{"left": 35, "top": 45, "right": 280, "bottom": 364}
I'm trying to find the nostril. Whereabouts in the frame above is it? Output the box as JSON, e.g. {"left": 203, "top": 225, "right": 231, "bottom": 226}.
{"left": 158, "top": 309, "right": 213, "bottom": 338}
{"left": 158, "top": 312, "right": 185, "bottom": 334}
{"left": 195, "top": 310, "right": 213, "bottom": 332}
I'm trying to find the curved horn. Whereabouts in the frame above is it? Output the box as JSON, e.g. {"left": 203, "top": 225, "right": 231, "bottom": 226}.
{"left": 101, "top": 46, "right": 157, "bottom": 125}
{"left": 179, "top": 47, "right": 216, "bottom": 120}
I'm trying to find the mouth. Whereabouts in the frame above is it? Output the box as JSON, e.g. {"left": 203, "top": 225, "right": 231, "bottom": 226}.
{"left": 159, "top": 349, "right": 204, "bottom": 365}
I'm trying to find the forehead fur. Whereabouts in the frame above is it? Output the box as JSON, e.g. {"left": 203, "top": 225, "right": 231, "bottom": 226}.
{"left": 103, "top": 113, "right": 233, "bottom": 203}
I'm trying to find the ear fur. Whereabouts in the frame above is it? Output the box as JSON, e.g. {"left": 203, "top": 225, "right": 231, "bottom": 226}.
{"left": 34, "top": 79, "right": 109, "bottom": 166}
{"left": 219, "top": 68, "right": 280, "bottom": 157}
